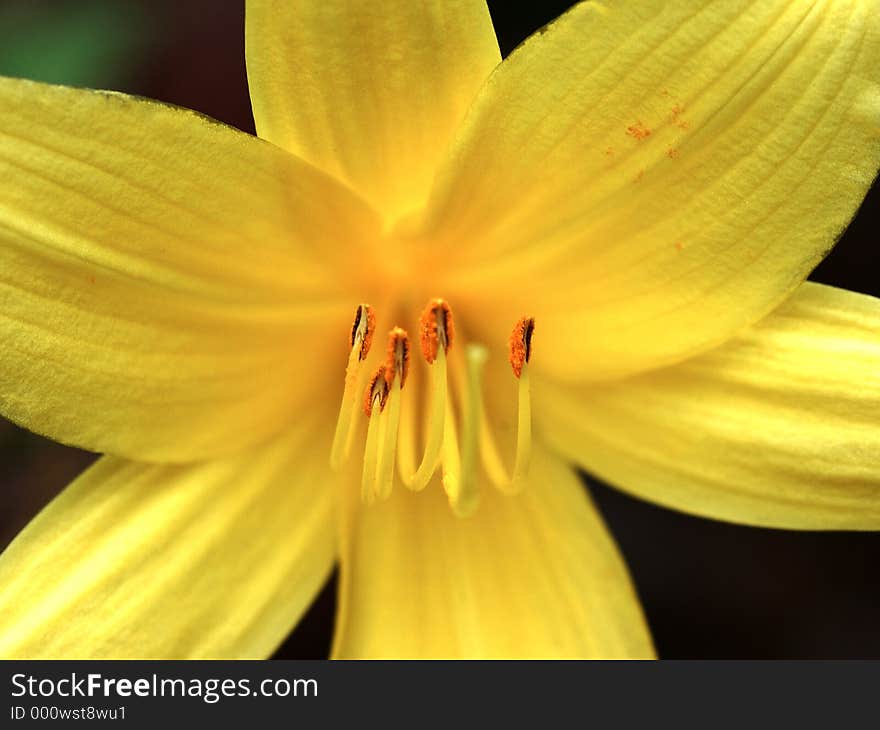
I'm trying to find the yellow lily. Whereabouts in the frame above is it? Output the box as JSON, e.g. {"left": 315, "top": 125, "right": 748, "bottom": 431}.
{"left": 1, "top": 0, "right": 879, "bottom": 659}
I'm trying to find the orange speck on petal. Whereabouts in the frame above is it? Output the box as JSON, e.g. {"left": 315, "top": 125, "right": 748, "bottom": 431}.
{"left": 670, "top": 105, "right": 690, "bottom": 130}
{"left": 626, "top": 121, "right": 652, "bottom": 140}
{"left": 509, "top": 317, "right": 535, "bottom": 379}
{"left": 605, "top": 146, "right": 615, "bottom": 156}
{"left": 675, "top": 241, "right": 685, "bottom": 251}
{"left": 667, "top": 147, "right": 679, "bottom": 159}
{"left": 633, "top": 169, "right": 645, "bottom": 183}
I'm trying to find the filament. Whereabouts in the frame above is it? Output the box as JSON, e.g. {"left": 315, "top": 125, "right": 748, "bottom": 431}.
{"left": 441, "top": 388, "right": 461, "bottom": 504}
{"left": 477, "top": 360, "right": 532, "bottom": 494}
{"left": 398, "top": 346, "right": 447, "bottom": 491}
{"left": 330, "top": 346, "right": 363, "bottom": 470}
{"left": 361, "top": 405, "right": 382, "bottom": 504}
{"left": 376, "top": 378, "right": 402, "bottom": 501}
{"left": 360, "top": 366, "right": 389, "bottom": 504}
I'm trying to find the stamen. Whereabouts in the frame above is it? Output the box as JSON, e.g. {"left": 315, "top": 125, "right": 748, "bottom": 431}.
{"left": 398, "top": 300, "right": 455, "bottom": 491}
{"left": 475, "top": 317, "right": 535, "bottom": 494}
{"left": 510, "top": 317, "right": 535, "bottom": 491}
{"left": 375, "top": 328, "right": 410, "bottom": 501}
{"left": 331, "top": 304, "right": 376, "bottom": 470}
{"left": 361, "top": 366, "right": 389, "bottom": 504}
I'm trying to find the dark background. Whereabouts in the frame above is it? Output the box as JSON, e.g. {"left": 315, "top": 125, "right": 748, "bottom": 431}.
{"left": 0, "top": 0, "right": 878, "bottom": 659}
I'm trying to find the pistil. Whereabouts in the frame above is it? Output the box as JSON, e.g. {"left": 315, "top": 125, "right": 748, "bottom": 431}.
{"left": 441, "top": 344, "right": 486, "bottom": 516}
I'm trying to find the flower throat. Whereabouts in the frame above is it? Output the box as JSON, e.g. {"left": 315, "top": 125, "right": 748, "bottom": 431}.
{"left": 330, "top": 299, "right": 534, "bottom": 517}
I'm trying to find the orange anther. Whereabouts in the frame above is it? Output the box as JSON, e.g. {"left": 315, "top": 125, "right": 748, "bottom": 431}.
{"left": 385, "top": 327, "right": 411, "bottom": 388}
{"left": 350, "top": 303, "right": 376, "bottom": 361}
{"left": 509, "top": 317, "right": 535, "bottom": 379}
{"left": 419, "top": 298, "right": 455, "bottom": 364}
{"left": 363, "top": 366, "right": 389, "bottom": 416}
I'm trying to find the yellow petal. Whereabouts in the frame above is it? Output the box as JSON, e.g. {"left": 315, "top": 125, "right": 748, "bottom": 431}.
{"left": 0, "top": 420, "right": 334, "bottom": 658}
{"left": 332, "top": 445, "right": 654, "bottom": 658}
{"left": 245, "top": 0, "right": 500, "bottom": 220}
{"left": 0, "top": 76, "right": 379, "bottom": 461}
{"left": 540, "top": 283, "right": 880, "bottom": 531}
{"left": 424, "top": 0, "right": 880, "bottom": 381}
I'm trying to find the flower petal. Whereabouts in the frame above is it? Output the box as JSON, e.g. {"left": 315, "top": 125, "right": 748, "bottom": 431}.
{"left": 424, "top": 0, "right": 880, "bottom": 381}
{"left": 245, "top": 0, "right": 500, "bottom": 220}
{"left": 332, "top": 445, "right": 654, "bottom": 658}
{"left": 540, "top": 283, "right": 880, "bottom": 530}
{"left": 0, "top": 420, "right": 334, "bottom": 658}
{"left": 0, "top": 77, "right": 379, "bottom": 462}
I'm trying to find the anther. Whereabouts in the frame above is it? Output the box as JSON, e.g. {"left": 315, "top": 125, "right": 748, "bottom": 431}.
{"left": 508, "top": 316, "right": 535, "bottom": 378}
{"left": 385, "top": 327, "right": 410, "bottom": 387}
{"left": 363, "top": 366, "right": 389, "bottom": 417}
{"left": 351, "top": 303, "right": 376, "bottom": 361}
{"left": 419, "top": 298, "right": 455, "bottom": 364}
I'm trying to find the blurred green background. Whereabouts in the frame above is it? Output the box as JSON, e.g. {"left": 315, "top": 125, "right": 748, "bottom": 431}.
{"left": 0, "top": 1, "right": 148, "bottom": 87}
{"left": 1, "top": 0, "right": 878, "bottom": 659}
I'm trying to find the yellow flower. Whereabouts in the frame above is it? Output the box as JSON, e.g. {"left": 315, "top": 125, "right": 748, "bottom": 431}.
{"left": 0, "top": 0, "right": 879, "bottom": 659}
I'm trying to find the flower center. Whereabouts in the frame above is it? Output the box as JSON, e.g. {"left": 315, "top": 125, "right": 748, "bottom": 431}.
{"left": 329, "top": 298, "right": 534, "bottom": 516}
